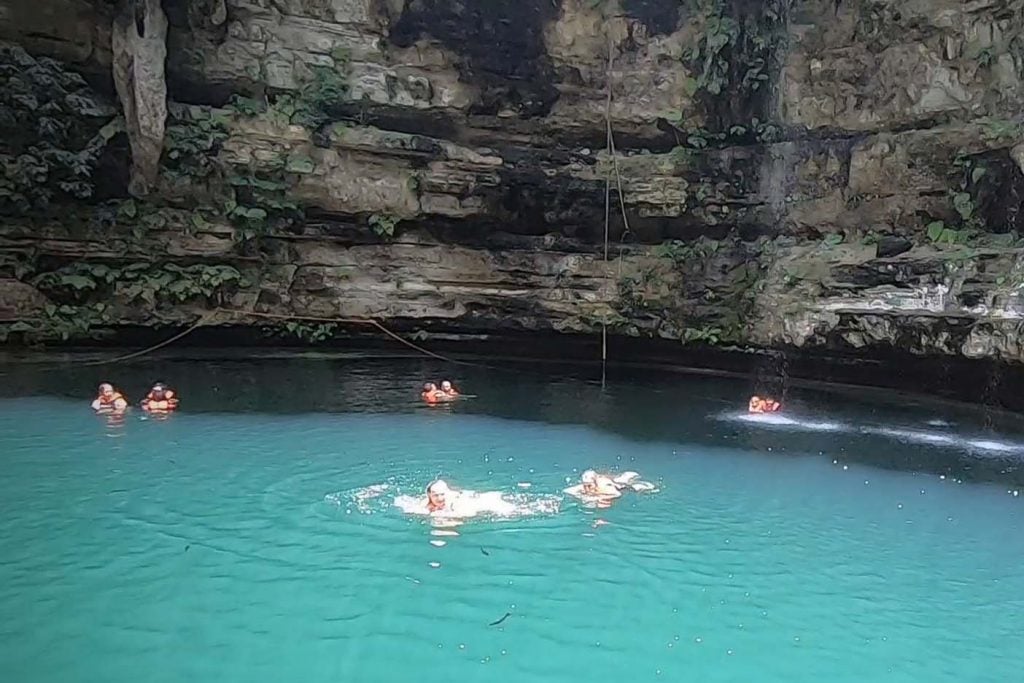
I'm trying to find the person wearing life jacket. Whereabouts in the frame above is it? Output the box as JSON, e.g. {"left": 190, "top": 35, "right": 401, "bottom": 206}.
{"left": 91, "top": 383, "right": 128, "bottom": 413}
{"left": 421, "top": 382, "right": 443, "bottom": 404}
{"left": 748, "top": 395, "right": 781, "bottom": 414}
{"left": 141, "top": 383, "right": 179, "bottom": 413}
{"left": 439, "top": 380, "right": 459, "bottom": 399}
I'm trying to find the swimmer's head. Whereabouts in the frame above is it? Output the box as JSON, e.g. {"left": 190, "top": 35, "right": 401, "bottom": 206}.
{"left": 150, "top": 382, "right": 166, "bottom": 398}
{"left": 426, "top": 479, "right": 450, "bottom": 509}
{"left": 581, "top": 470, "right": 598, "bottom": 484}
{"left": 99, "top": 383, "right": 114, "bottom": 397}
{"left": 440, "top": 380, "right": 453, "bottom": 391}
{"left": 423, "top": 382, "right": 436, "bottom": 393}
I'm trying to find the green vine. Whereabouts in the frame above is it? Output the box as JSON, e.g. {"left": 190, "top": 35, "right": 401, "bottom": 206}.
{"left": 0, "top": 303, "right": 112, "bottom": 344}
{"left": 33, "top": 262, "right": 244, "bottom": 307}
{"left": 686, "top": 7, "right": 740, "bottom": 97}
{"left": 225, "top": 170, "right": 302, "bottom": 240}
{"left": 162, "top": 107, "right": 229, "bottom": 182}
{"left": 924, "top": 153, "right": 993, "bottom": 245}
{"left": 227, "top": 62, "right": 350, "bottom": 130}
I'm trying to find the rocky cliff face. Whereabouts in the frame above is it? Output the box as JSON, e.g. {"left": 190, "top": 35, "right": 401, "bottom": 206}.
{"left": 1, "top": 1, "right": 1024, "bottom": 390}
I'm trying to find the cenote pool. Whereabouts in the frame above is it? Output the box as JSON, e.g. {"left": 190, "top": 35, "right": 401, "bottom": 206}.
{"left": 1, "top": 355, "right": 1023, "bottom": 682}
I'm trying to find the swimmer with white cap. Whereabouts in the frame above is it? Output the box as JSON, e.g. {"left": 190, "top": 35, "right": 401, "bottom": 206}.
{"left": 580, "top": 470, "right": 623, "bottom": 498}
{"left": 426, "top": 479, "right": 455, "bottom": 513}
{"left": 566, "top": 469, "right": 656, "bottom": 503}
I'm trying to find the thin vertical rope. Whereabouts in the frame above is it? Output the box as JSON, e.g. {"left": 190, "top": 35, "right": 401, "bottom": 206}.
{"left": 601, "top": 29, "right": 614, "bottom": 389}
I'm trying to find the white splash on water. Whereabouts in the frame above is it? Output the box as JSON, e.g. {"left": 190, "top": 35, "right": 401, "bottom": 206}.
{"left": 718, "top": 411, "right": 1024, "bottom": 457}
{"left": 727, "top": 412, "right": 846, "bottom": 433}
{"left": 394, "top": 489, "right": 561, "bottom": 521}
{"left": 870, "top": 427, "right": 959, "bottom": 447}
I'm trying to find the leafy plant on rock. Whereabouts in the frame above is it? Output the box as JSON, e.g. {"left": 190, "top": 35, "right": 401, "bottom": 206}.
{"left": 225, "top": 170, "right": 302, "bottom": 240}
{"left": 0, "top": 44, "right": 120, "bottom": 215}
{"left": 687, "top": 10, "right": 740, "bottom": 97}
{"left": 682, "top": 325, "right": 724, "bottom": 345}
{"left": 286, "top": 321, "right": 337, "bottom": 343}
{"left": 162, "top": 107, "right": 229, "bottom": 181}
{"left": 368, "top": 213, "right": 399, "bottom": 238}
{"left": 1, "top": 302, "right": 113, "bottom": 344}
{"left": 33, "top": 261, "right": 244, "bottom": 308}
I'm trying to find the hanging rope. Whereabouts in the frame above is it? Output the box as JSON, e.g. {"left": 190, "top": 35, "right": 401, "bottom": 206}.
{"left": 74, "top": 310, "right": 220, "bottom": 367}
{"left": 231, "top": 309, "right": 457, "bottom": 364}
{"left": 602, "top": 30, "right": 614, "bottom": 388}
{"left": 599, "top": 18, "right": 634, "bottom": 387}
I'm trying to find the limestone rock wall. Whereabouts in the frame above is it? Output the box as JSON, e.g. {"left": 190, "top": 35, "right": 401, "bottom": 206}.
{"left": 1, "top": 0, "right": 1024, "bottom": 367}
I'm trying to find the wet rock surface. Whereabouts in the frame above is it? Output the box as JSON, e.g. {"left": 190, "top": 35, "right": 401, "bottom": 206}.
{"left": 0, "top": 0, "right": 1023, "bottom": 400}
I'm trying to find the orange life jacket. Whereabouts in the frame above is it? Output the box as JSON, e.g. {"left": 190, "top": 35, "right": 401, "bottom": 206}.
{"left": 143, "top": 389, "right": 179, "bottom": 412}
{"left": 96, "top": 391, "right": 126, "bottom": 408}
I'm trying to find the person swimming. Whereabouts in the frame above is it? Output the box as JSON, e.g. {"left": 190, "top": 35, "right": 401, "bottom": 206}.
{"left": 748, "top": 395, "right": 781, "bottom": 414}
{"left": 91, "top": 383, "right": 128, "bottom": 413}
{"left": 405, "top": 479, "right": 521, "bottom": 519}
{"left": 580, "top": 470, "right": 622, "bottom": 498}
{"left": 564, "top": 470, "right": 657, "bottom": 504}
{"left": 439, "top": 380, "right": 459, "bottom": 398}
{"left": 426, "top": 479, "right": 454, "bottom": 512}
{"left": 422, "top": 382, "right": 458, "bottom": 404}
{"left": 141, "top": 382, "right": 179, "bottom": 413}
{"left": 421, "top": 382, "right": 444, "bottom": 404}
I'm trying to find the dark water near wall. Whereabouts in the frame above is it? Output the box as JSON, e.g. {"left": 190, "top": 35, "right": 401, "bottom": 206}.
{"left": 3, "top": 351, "right": 1024, "bottom": 487}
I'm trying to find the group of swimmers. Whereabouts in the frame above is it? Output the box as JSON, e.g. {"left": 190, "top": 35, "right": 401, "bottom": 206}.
{"left": 418, "top": 468, "right": 656, "bottom": 519}
{"left": 421, "top": 380, "right": 459, "bottom": 404}
{"left": 91, "top": 382, "right": 179, "bottom": 414}
{"left": 748, "top": 395, "right": 782, "bottom": 414}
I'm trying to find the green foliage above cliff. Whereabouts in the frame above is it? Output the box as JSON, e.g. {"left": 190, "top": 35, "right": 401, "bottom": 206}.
{"left": 0, "top": 43, "right": 120, "bottom": 214}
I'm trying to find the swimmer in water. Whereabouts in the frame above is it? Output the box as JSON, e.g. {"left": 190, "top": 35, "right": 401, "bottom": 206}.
{"left": 748, "top": 395, "right": 781, "bottom": 414}
{"left": 580, "top": 470, "right": 622, "bottom": 498}
{"left": 426, "top": 479, "right": 455, "bottom": 512}
{"left": 421, "top": 382, "right": 442, "bottom": 404}
{"left": 395, "top": 480, "right": 556, "bottom": 521}
{"left": 141, "top": 382, "right": 179, "bottom": 413}
{"left": 91, "top": 383, "right": 128, "bottom": 413}
{"left": 565, "top": 470, "right": 657, "bottom": 505}
{"left": 439, "top": 380, "right": 459, "bottom": 399}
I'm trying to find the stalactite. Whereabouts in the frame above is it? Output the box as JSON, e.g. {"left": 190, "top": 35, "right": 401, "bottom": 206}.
{"left": 111, "top": 0, "right": 168, "bottom": 196}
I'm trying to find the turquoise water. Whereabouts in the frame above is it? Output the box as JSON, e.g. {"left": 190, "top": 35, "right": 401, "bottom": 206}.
{"left": 1, "top": 357, "right": 1023, "bottom": 682}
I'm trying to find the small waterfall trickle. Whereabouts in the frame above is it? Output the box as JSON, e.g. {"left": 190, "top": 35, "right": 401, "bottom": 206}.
{"left": 750, "top": 0, "right": 796, "bottom": 404}
{"left": 981, "top": 361, "right": 1002, "bottom": 431}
